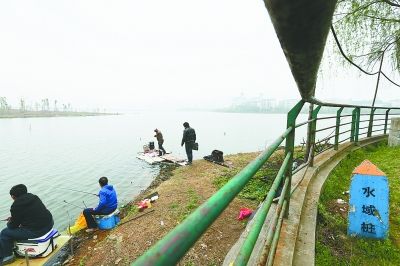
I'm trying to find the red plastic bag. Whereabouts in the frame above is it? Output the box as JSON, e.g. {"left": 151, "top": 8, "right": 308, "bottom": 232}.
{"left": 237, "top": 208, "right": 253, "bottom": 220}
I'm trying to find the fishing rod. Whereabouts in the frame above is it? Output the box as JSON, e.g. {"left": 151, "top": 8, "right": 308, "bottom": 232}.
{"left": 58, "top": 188, "right": 98, "bottom": 197}
{"left": 63, "top": 200, "right": 85, "bottom": 210}
{"left": 118, "top": 209, "right": 155, "bottom": 226}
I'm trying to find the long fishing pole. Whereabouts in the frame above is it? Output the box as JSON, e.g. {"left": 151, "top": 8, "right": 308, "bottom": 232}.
{"left": 118, "top": 209, "right": 155, "bottom": 226}
{"left": 63, "top": 200, "right": 85, "bottom": 210}
{"left": 58, "top": 188, "right": 98, "bottom": 196}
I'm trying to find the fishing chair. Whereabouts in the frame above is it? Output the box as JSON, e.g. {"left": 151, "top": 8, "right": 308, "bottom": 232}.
{"left": 14, "top": 229, "right": 60, "bottom": 258}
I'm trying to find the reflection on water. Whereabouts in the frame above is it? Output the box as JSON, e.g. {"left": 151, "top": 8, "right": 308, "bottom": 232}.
{"left": 0, "top": 111, "right": 316, "bottom": 230}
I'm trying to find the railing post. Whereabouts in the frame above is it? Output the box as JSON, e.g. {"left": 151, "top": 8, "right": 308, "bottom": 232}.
{"left": 350, "top": 108, "right": 357, "bottom": 142}
{"left": 334, "top": 107, "right": 344, "bottom": 150}
{"left": 304, "top": 103, "right": 314, "bottom": 162}
{"left": 309, "top": 105, "right": 321, "bottom": 167}
{"left": 354, "top": 107, "right": 360, "bottom": 144}
{"left": 367, "top": 108, "right": 376, "bottom": 137}
{"left": 284, "top": 100, "right": 304, "bottom": 218}
{"left": 384, "top": 108, "right": 391, "bottom": 134}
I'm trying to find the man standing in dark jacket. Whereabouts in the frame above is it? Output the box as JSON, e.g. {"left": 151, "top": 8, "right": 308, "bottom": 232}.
{"left": 181, "top": 122, "right": 196, "bottom": 164}
{"left": 83, "top": 177, "right": 118, "bottom": 232}
{"left": 0, "top": 184, "right": 54, "bottom": 264}
{"left": 154, "top": 128, "right": 166, "bottom": 156}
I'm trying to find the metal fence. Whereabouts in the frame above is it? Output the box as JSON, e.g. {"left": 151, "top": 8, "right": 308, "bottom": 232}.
{"left": 132, "top": 99, "right": 399, "bottom": 266}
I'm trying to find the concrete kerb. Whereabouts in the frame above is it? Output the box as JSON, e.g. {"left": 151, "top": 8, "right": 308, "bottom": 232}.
{"left": 274, "top": 135, "right": 386, "bottom": 266}
{"left": 222, "top": 135, "right": 386, "bottom": 266}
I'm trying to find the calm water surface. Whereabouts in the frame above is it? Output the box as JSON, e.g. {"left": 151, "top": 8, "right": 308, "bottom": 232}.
{"left": 1, "top": 111, "right": 320, "bottom": 230}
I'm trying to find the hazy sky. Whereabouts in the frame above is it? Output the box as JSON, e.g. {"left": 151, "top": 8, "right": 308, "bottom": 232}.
{"left": 1, "top": 0, "right": 399, "bottom": 110}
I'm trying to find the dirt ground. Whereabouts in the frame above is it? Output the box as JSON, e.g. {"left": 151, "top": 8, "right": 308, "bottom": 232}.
{"left": 65, "top": 152, "right": 260, "bottom": 266}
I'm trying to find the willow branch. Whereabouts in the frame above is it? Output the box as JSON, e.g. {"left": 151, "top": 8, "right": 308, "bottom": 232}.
{"left": 381, "top": 72, "right": 400, "bottom": 86}
{"left": 331, "top": 26, "right": 379, "bottom": 75}
{"left": 333, "top": 0, "right": 382, "bottom": 23}
{"left": 362, "top": 14, "right": 400, "bottom": 23}
{"left": 331, "top": 25, "right": 400, "bottom": 87}
{"left": 382, "top": 0, "right": 400, "bottom": 8}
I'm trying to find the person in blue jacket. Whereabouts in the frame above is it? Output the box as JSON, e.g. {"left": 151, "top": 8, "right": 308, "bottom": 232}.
{"left": 83, "top": 177, "right": 117, "bottom": 232}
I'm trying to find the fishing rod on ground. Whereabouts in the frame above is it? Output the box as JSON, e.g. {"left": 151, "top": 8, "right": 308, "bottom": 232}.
{"left": 118, "top": 209, "right": 155, "bottom": 226}
{"left": 57, "top": 188, "right": 98, "bottom": 197}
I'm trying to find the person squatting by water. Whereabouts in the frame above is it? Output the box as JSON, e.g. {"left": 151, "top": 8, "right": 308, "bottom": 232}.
{"left": 0, "top": 184, "right": 54, "bottom": 265}
{"left": 181, "top": 122, "right": 196, "bottom": 164}
{"left": 154, "top": 128, "right": 166, "bottom": 156}
{"left": 83, "top": 176, "right": 118, "bottom": 232}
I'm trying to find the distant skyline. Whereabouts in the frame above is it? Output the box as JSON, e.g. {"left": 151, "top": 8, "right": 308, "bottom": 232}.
{"left": 1, "top": 1, "right": 399, "bottom": 111}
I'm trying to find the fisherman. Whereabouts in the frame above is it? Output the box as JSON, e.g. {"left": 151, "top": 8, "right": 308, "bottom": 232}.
{"left": 181, "top": 122, "right": 196, "bottom": 165}
{"left": 0, "top": 184, "right": 54, "bottom": 265}
{"left": 154, "top": 128, "right": 166, "bottom": 156}
{"left": 83, "top": 177, "right": 118, "bottom": 232}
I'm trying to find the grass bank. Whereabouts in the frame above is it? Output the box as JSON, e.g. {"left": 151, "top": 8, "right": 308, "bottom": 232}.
{"left": 316, "top": 142, "right": 400, "bottom": 265}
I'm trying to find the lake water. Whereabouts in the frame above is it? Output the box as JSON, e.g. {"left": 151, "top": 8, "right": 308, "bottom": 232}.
{"left": 1, "top": 111, "right": 338, "bottom": 230}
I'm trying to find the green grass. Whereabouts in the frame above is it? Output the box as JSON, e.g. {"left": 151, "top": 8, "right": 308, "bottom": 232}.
{"left": 79, "top": 255, "right": 87, "bottom": 266}
{"left": 213, "top": 162, "right": 278, "bottom": 202}
{"left": 213, "top": 148, "right": 305, "bottom": 202}
{"left": 316, "top": 142, "right": 400, "bottom": 265}
{"left": 169, "top": 189, "right": 202, "bottom": 222}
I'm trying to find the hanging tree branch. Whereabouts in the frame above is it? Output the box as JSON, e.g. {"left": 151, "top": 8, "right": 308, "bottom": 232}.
{"left": 382, "top": 0, "right": 400, "bottom": 8}
{"left": 330, "top": 25, "right": 400, "bottom": 87}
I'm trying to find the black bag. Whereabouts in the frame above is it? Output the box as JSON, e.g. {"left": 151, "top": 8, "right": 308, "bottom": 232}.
{"left": 211, "top": 150, "right": 224, "bottom": 162}
{"left": 149, "top": 141, "right": 155, "bottom": 150}
{"left": 193, "top": 142, "right": 199, "bottom": 150}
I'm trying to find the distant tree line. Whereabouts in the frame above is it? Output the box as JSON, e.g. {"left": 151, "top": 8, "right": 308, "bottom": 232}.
{"left": 0, "top": 97, "right": 76, "bottom": 113}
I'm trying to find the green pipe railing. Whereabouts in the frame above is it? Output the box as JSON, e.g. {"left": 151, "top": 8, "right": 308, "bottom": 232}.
{"left": 367, "top": 108, "right": 377, "bottom": 137}
{"left": 284, "top": 100, "right": 305, "bottom": 216}
{"left": 309, "top": 105, "right": 321, "bottom": 167}
{"left": 266, "top": 200, "right": 287, "bottom": 266}
{"left": 132, "top": 99, "right": 398, "bottom": 266}
{"left": 258, "top": 177, "right": 290, "bottom": 265}
{"left": 234, "top": 153, "right": 291, "bottom": 265}
{"left": 384, "top": 109, "right": 391, "bottom": 134}
{"left": 334, "top": 107, "right": 343, "bottom": 150}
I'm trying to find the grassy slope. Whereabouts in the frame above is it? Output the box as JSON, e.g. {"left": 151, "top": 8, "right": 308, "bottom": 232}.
{"left": 316, "top": 142, "right": 400, "bottom": 265}
{"left": 213, "top": 150, "right": 286, "bottom": 201}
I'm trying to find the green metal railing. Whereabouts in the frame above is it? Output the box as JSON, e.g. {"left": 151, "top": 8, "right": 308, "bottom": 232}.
{"left": 132, "top": 99, "right": 399, "bottom": 266}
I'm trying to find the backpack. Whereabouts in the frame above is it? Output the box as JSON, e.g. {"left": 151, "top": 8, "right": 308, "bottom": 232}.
{"left": 211, "top": 150, "right": 224, "bottom": 163}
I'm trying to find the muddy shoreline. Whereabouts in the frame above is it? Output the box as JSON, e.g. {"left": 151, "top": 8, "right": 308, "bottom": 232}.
{"left": 58, "top": 163, "right": 178, "bottom": 265}
{"left": 62, "top": 153, "right": 261, "bottom": 265}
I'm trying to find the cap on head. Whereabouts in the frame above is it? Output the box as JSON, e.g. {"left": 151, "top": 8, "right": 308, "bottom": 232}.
{"left": 99, "top": 176, "right": 108, "bottom": 187}
{"left": 183, "top": 122, "right": 189, "bottom": 128}
{"left": 154, "top": 129, "right": 158, "bottom": 132}
{"left": 10, "top": 184, "right": 28, "bottom": 198}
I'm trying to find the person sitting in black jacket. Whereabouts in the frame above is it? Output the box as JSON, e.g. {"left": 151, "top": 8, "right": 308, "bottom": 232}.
{"left": 0, "top": 184, "right": 54, "bottom": 265}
